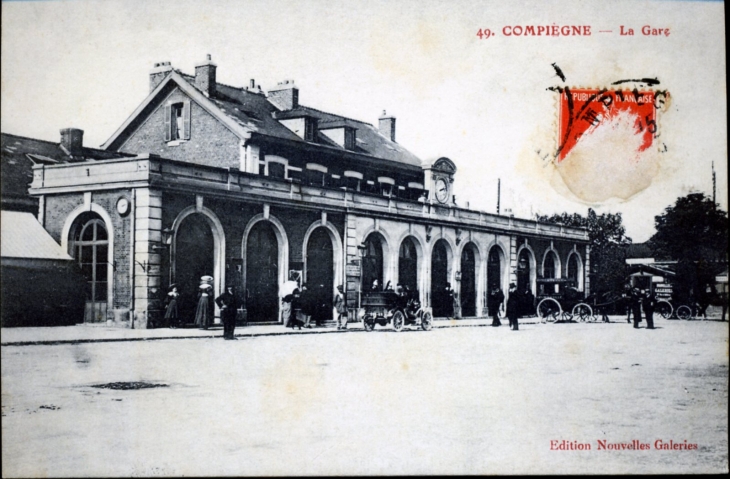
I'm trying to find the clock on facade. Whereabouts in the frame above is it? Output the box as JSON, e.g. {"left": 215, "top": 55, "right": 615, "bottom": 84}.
{"left": 116, "top": 197, "right": 130, "bottom": 216}
{"left": 435, "top": 178, "right": 449, "bottom": 204}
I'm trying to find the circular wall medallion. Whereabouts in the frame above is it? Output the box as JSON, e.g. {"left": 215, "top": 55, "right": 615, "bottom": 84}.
{"left": 116, "top": 197, "right": 130, "bottom": 216}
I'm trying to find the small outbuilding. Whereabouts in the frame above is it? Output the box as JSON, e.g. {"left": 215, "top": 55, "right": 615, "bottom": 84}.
{"left": 1, "top": 211, "right": 85, "bottom": 327}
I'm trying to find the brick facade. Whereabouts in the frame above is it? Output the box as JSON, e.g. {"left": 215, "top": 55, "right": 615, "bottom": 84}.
{"left": 118, "top": 89, "right": 240, "bottom": 169}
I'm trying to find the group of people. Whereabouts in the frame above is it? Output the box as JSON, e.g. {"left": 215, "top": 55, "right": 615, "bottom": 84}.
{"left": 163, "top": 279, "right": 239, "bottom": 339}
{"left": 487, "top": 283, "right": 525, "bottom": 330}
{"left": 282, "top": 283, "right": 348, "bottom": 331}
{"left": 623, "top": 285, "right": 656, "bottom": 329}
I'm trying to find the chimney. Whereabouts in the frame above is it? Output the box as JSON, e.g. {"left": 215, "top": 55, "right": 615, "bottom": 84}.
{"left": 60, "top": 128, "right": 84, "bottom": 155}
{"left": 268, "top": 80, "right": 299, "bottom": 110}
{"left": 379, "top": 110, "right": 396, "bottom": 142}
{"left": 195, "top": 54, "right": 217, "bottom": 97}
{"left": 149, "top": 61, "right": 173, "bottom": 92}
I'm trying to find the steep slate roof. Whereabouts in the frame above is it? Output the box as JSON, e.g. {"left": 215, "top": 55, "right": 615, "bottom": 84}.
{"left": 1, "top": 211, "right": 72, "bottom": 260}
{"left": 1, "top": 133, "right": 130, "bottom": 210}
{"left": 104, "top": 69, "right": 423, "bottom": 168}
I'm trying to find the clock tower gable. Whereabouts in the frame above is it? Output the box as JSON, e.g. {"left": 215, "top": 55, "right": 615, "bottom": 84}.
{"left": 423, "top": 157, "right": 457, "bottom": 205}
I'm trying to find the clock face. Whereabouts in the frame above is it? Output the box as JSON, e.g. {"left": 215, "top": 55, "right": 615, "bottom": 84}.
{"left": 116, "top": 197, "right": 130, "bottom": 216}
{"left": 435, "top": 178, "right": 449, "bottom": 203}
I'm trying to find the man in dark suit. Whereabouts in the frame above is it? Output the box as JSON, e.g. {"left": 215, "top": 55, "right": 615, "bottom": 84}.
{"left": 506, "top": 283, "right": 520, "bottom": 330}
{"left": 215, "top": 285, "right": 239, "bottom": 340}
{"left": 488, "top": 287, "right": 504, "bottom": 326}
{"left": 643, "top": 289, "right": 656, "bottom": 329}
{"left": 631, "top": 287, "right": 643, "bottom": 329}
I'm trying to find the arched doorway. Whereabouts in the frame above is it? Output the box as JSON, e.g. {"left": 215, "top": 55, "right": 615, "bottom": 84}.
{"left": 70, "top": 212, "right": 108, "bottom": 323}
{"left": 175, "top": 213, "right": 215, "bottom": 324}
{"left": 246, "top": 221, "right": 279, "bottom": 322}
{"left": 306, "top": 227, "right": 334, "bottom": 321}
{"left": 398, "top": 237, "right": 418, "bottom": 293}
{"left": 431, "top": 239, "right": 449, "bottom": 317}
{"left": 487, "top": 246, "right": 503, "bottom": 292}
{"left": 517, "top": 248, "right": 532, "bottom": 294}
{"left": 543, "top": 251, "right": 558, "bottom": 278}
{"left": 542, "top": 250, "right": 559, "bottom": 295}
{"left": 460, "top": 245, "right": 477, "bottom": 317}
{"left": 362, "top": 234, "right": 384, "bottom": 290}
{"left": 567, "top": 253, "right": 580, "bottom": 289}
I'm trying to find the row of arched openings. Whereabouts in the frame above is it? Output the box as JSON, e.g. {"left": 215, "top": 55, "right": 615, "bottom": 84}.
{"left": 67, "top": 211, "right": 583, "bottom": 324}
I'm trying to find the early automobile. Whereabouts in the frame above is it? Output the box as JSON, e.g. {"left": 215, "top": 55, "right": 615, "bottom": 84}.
{"left": 360, "top": 289, "right": 433, "bottom": 332}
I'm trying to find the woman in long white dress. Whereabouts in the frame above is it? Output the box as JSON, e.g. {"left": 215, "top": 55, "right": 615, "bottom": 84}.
{"left": 194, "top": 283, "right": 213, "bottom": 329}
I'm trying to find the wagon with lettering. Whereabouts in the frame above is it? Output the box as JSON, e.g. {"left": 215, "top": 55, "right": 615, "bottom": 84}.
{"left": 360, "top": 290, "right": 433, "bottom": 332}
{"left": 535, "top": 278, "right": 594, "bottom": 322}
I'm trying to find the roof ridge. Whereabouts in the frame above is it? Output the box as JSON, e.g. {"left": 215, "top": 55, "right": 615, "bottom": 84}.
{"left": 179, "top": 71, "right": 258, "bottom": 95}
{"left": 296, "top": 105, "right": 373, "bottom": 127}
{"left": 2, "top": 131, "right": 60, "bottom": 146}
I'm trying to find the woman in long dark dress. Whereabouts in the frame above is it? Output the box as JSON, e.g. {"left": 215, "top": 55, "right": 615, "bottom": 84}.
{"left": 164, "top": 285, "right": 180, "bottom": 328}
{"left": 194, "top": 284, "right": 213, "bottom": 329}
{"left": 289, "top": 288, "right": 303, "bottom": 330}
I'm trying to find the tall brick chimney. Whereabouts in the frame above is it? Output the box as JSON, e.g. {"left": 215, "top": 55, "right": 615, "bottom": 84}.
{"left": 195, "top": 54, "right": 217, "bottom": 97}
{"left": 149, "top": 61, "right": 173, "bottom": 92}
{"left": 268, "top": 80, "right": 299, "bottom": 110}
{"left": 379, "top": 110, "right": 396, "bottom": 142}
{"left": 60, "top": 128, "right": 84, "bottom": 155}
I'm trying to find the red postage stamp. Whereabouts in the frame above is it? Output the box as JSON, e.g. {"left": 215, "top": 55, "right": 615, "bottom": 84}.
{"left": 557, "top": 88, "right": 669, "bottom": 162}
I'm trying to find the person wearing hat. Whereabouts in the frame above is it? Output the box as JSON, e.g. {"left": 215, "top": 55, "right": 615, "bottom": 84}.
{"left": 289, "top": 288, "right": 304, "bottom": 330}
{"left": 488, "top": 286, "right": 504, "bottom": 326}
{"left": 164, "top": 285, "right": 180, "bottom": 328}
{"left": 216, "top": 285, "right": 239, "bottom": 339}
{"left": 194, "top": 280, "right": 214, "bottom": 329}
{"left": 334, "top": 285, "right": 347, "bottom": 330}
{"left": 300, "top": 283, "right": 314, "bottom": 328}
{"left": 506, "top": 283, "right": 520, "bottom": 330}
{"left": 631, "top": 287, "right": 643, "bottom": 329}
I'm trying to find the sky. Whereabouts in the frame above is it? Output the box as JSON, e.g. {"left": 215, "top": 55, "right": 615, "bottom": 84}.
{"left": 1, "top": 0, "right": 727, "bottom": 243}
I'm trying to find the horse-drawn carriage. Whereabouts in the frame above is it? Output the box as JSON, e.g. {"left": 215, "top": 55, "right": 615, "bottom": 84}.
{"left": 360, "top": 290, "right": 433, "bottom": 332}
{"left": 535, "top": 278, "right": 594, "bottom": 322}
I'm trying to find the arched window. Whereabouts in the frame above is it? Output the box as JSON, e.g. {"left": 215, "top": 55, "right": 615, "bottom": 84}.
{"left": 544, "top": 251, "right": 558, "bottom": 279}
{"left": 70, "top": 214, "right": 109, "bottom": 318}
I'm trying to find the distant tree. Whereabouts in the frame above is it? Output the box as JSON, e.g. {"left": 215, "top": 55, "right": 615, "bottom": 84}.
{"left": 648, "top": 193, "right": 728, "bottom": 301}
{"left": 536, "top": 209, "right": 632, "bottom": 294}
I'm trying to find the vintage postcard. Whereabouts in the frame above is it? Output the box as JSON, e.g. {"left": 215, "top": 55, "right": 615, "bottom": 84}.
{"left": 1, "top": 0, "right": 727, "bottom": 476}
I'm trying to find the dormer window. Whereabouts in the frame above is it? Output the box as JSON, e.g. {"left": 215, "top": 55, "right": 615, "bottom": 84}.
{"left": 279, "top": 116, "right": 318, "bottom": 142}
{"left": 165, "top": 101, "right": 191, "bottom": 142}
{"left": 320, "top": 125, "right": 356, "bottom": 150}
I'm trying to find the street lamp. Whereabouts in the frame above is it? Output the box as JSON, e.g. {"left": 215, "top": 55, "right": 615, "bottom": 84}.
{"left": 357, "top": 242, "right": 367, "bottom": 310}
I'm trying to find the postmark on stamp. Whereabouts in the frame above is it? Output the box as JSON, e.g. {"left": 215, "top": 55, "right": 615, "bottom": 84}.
{"left": 540, "top": 69, "right": 671, "bottom": 203}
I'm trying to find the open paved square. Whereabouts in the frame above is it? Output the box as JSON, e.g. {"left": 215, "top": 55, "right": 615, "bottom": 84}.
{"left": 2, "top": 317, "right": 728, "bottom": 476}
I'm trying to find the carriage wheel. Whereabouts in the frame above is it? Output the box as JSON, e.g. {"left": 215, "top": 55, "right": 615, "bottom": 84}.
{"left": 392, "top": 311, "right": 405, "bottom": 332}
{"left": 421, "top": 311, "right": 433, "bottom": 331}
{"left": 363, "top": 315, "right": 375, "bottom": 331}
{"left": 677, "top": 305, "right": 692, "bottom": 320}
{"left": 572, "top": 303, "right": 593, "bottom": 322}
{"left": 656, "top": 300, "right": 673, "bottom": 319}
{"left": 561, "top": 311, "right": 574, "bottom": 321}
{"left": 537, "top": 298, "right": 562, "bottom": 322}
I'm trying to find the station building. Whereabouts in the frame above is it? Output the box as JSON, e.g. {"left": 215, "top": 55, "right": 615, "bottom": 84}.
{"left": 28, "top": 55, "right": 589, "bottom": 328}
